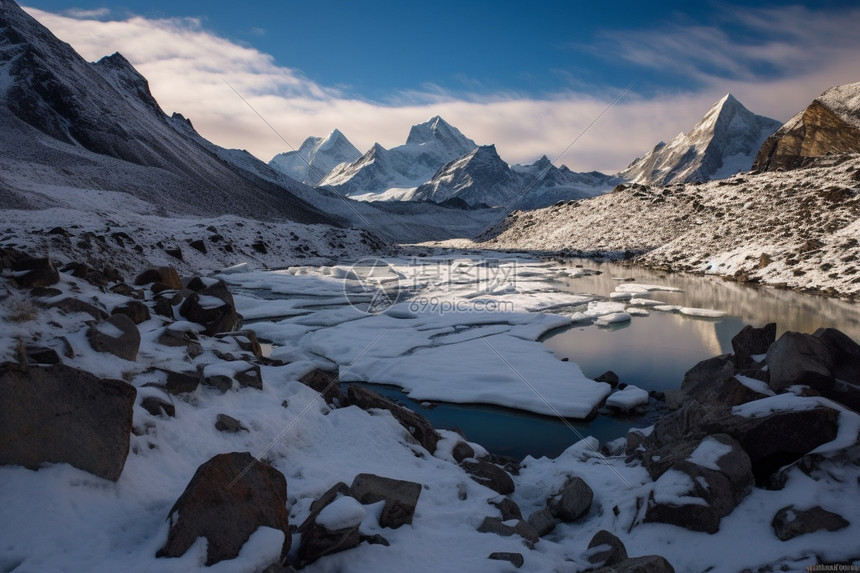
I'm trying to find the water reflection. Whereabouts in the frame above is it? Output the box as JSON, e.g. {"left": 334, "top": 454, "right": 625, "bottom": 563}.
{"left": 543, "top": 259, "right": 860, "bottom": 390}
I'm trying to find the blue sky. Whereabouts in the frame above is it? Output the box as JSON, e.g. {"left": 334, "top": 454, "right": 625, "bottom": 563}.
{"left": 22, "top": 1, "right": 860, "bottom": 171}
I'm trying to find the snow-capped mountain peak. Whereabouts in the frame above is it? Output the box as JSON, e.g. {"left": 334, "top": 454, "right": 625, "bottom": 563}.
{"left": 619, "top": 94, "right": 781, "bottom": 185}
{"left": 269, "top": 128, "right": 361, "bottom": 186}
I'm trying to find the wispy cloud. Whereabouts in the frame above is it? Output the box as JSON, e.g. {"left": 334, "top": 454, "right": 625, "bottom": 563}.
{"left": 60, "top": 7, "right": 111, "bottom": 20}
{"left": 21, "top": 5, "right": 860, "bottom": 173}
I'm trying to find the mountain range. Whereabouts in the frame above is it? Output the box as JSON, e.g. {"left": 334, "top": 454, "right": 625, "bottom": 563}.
{"left": 269, "top": 129, "right": 361, "bottom": 186}
{"left": 270, "top": 94, "right": 782, "bottom": 209}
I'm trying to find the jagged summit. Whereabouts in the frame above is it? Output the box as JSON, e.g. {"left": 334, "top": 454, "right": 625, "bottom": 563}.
{"left": 619, "top": 94, "right": 781, "bottom": 185}
{"left": 405, "top": 115, "right": 475, "bottom": 150}
{"left": 753, "top": 81, "right": 860, "bottom": 171}
{"left": 269, "top": 128, "right": 361, "bottom": 186}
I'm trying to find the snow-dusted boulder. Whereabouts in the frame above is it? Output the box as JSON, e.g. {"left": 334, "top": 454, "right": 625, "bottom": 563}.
{"left": 771, "top": 505, "right": 849, "bottom": 541}
{"left": 548, "top": 475, "right": 593, "bottom": 523}
{"left": 349, "top": 473, "right": 422, "bottom": 529}
{"left": 157, "top": 452, "right": 290, "bottom": 565}
{"left": 87, "top": 313, "right": 140, "bottom": 361}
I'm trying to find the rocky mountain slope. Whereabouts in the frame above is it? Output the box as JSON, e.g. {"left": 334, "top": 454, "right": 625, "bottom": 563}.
{"left": 408, "top": 146, "right": 617, "bottom": 209}
{"left": 269, "top": 129, "right": 361, "bottom": 186}
{"left": 753, "top": 82, "right": 860, "bottom": 171}
{"left": 441, "top": 153, "right": 860, "bottom": 299}
{"left": 619, "top": 94, "right": 781, "bottom": 185}
{"left": 319, "top": 116, "right": 478, "bottom": 196}
{"left": 0, "top": 0, "right": 331, "bottom": 225}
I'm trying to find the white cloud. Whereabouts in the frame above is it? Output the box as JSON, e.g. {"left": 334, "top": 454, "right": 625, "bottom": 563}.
{"left": 20, "top": 5, "right": 860, "bottom": 173}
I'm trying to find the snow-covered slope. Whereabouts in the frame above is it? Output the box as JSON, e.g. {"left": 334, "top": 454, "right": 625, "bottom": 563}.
{"left": 269, "top": 129, "right": 361, "bottom": 186}
{"left": 409, "top": 147, "right": 617, "bottom": 209}
{"left": 620, "top": 94, "right": 781, "bottom": 185}
{"left": 319, "top": 116, "right": 478, "bottom": 195}
{"left": 753, "top": 82, "right": 860, "bottom": 171}
{"left": 437, "top": 154, "right": 860, "bottom": 299}
{"left": 0, "top": 0, "right": 331, "bottom": 224}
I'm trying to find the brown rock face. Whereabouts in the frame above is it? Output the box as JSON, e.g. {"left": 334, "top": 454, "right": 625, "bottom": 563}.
{"left": 753, "top": 99, "right": 860, "bottom": 171}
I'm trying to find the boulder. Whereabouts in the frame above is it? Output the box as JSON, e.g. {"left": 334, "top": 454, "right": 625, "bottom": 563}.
{"left": 215, "top": 330, "right": 263, "bottom": 358}
{"left": 298, "top": 368, "right": 344, "bottom": 406}
{"left": 0, "top": 363, "right": 135, "bottom": 481}
{"left": 714, "top": 376, "right": 773, "bottom": 407}
{"left": 526, "top": 508, "right": 556, "bottom": 537}
{"left": 235, "top": 362, "right": 263, "bottom": 390}
{"left": 461, "top": 460, "right": 515, "bottom": 495}
{"left": 157, "top": 452, "right": 290, "bottom": 566}
{"left": 586, "top": 529, "right": 628, "bottom": 568}
{"left": 548, "top": 475, "right": 593, "bottom": 522}
{"left": 24, "top": 345, "right": 60, "bottom": 365}
{"left": 771, "top": 505, "right": 849, "bottom": 541}
{"left": 591, "top": 555, "right": 676, "bottom": 573}
{"left": 452, "top": 441, "right": 475, "bottom": 463}
{"left": 87, "top": 314, "right": 140, "bottom": 361}
{"left": 766, "top": 331, "right": 834, "bottom": 393}
{"left": 140, "top": 396, "right": 175, "bottom": 418}
{"left": 47, "top": 297, "right": 109, "bottom": 320}
{"left": 161, "top": 369, "right": 202, "bottom": 395}
{"left": 347, "top": 385, "right": 439, "bottom": 454}
{"left": 678, "top": 354, "right": 736, "bottom": 405}
{"left": 476, "top": 517, "right": 539, "bottom": 544}
{"left": 814, "top": 327, "right": 860, "bottom": 410}
{"left": 731, "top": 323, "right": 776, "bottom": 370}
{"left": 134, "top": 266, "right": 182, "bottom": 291}
{"left": 349, "top": 473, "right": 422, "bottom": 529}
{"left": 488, "top": 552, "right": 524, "bottom": 568}
{"left": 152, "top": 297, "right": 175, "bottom": 319}
{"left": 11, "top": 256, "right": 59, "bottom": 288}
{"left": 297, "top": 482, "right": 351, "bottom": 533}
{"left": 179, "top": 280, "right": 241, "bottom": 335}
{"left": 111, "top": 300, "right": 151, "bottom": 325}
{"left": 298, "top": 496, "right": 363, "bottom": 566}
{"left": 215, "top": 413, "right": 248, "bottom": 433}
{"left": 490, "top": 496, "right": 523, "bottom": 521}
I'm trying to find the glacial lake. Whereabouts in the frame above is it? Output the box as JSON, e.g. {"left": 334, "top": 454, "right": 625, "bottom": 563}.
{"left": 248, "top": 256, "right": 860, "bottom": 461}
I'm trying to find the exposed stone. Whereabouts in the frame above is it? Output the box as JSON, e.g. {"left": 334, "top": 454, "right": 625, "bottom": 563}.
{"left": 461, "top": 460, "right": 515, "bottom": 495}
{"left": 47, "top": 297, "right": 108, "bottom": 320}
{"left": 215, "top": 330, "right": 263, "bottom": 358}
{"left": 165, "top": 246, "right": 183, "bottom": 261}
{"left": 732, "top": 323, "right": 776, "bottom": 369}
{"left": 140, "top": 396, "right": 175, "bottom": 418}
{"left": 476, "top": 517, "right": 539, "bottom": 544}
{"left": 215, "top": 413, "right": 248, "bottom": 433}
{"left": 0, "top": 363, "right": 135, "bottom": 481}
{"left": 29, "top": 286, "right": 62, "bottom": 298}
{"left": 134, "top": 266, "right": 182, "bottom": 290}
{"left": 111, "top": 300, "right": 151, "bottom": 325}
{"left": 452, "top": 441, "right": 475, "bottom": 463}
{"left": 488, "top": 552, "right": 524, "bottom": 568}
{"left": 591, "top": 555, "right": 676, "bottom": 573}
{"left": 814, "top": 327, "right": 860, "bottom": 410}
{"left": 771, "top": 505, "right": 849, "bottom": 541}
{"left": 349, "top": 473, "right": 422, "bottom": 529}
{"left": 87, "top": 313, "right": 141, "bottom": 361}
{"left": 548, "top": 475, "right": 593, "bottom": 522}
{"left": 152, "top": 297, "right": 175, "bottom": 319}
{"left": 188, "top": 239, "right": 207, "bottom": 254}
{"left": 715, "top": 376, "right": 772, "bottom": 407}
{"left": 595, "top": 370, "right": 620, "bottom": 387}
{"left": 347, "top": 385, "right": 440, "bottom": 453}
{"left": 678, "top": 354, "right": 736, "bottom": 405}
{"left": 766, "top": 331, "right": 834, "bottom": 393}
{"left": 11, "top": 256, "right": 59, "bottom": 288}
{"left": 235, "top": 362, "right": 263, "bottom": 390}
{"left": 298, "top": 517, "right": 360, "bottom": 566}
{"left": 526, "top": 508, "right": 556, "bottom": 537}
{"left": 203, "top": 374, "right": 233, "bottom": 393}
{"left": 586, "top": 529, "right": 628, "bottom": 568}
{"left": 157, "top": 325, "right": 199, "bottom": 348}
{"left": 161, "top": 369, "right": 202, "bottom": 395}
{"left": 298, "top": 368, "right": 344, "bottom": 405}
{"left": 157, "top": 452, "right": 290, "bottom": 566}
{"left": 25, "top": 345, "right": 61, "bottom": 365}
{"left": 490, "top": 497, "right": 523, "bottom": 521}
{"left": 297, "top": 482, "right": 351, "bottom": 533}
{"left": 179, "top": 279, "right": 240, "bottom": 335}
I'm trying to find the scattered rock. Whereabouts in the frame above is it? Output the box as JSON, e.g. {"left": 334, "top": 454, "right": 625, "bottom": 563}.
{"left": 111, "top": 300, "right": 151, "bottom": 325}
{"left": 731, "top": 323, "right": 776, "bottom": 369}
{"left": 766, "top": 331, "right": 834, "bottom": 393}
{"left": 526, "top": 508, "right": 556, "bottom": 537}
{"left": 188, "top": 239, "right": 207, "bottom": 254}
{"left": 490, "top": 497, "right": 523, "bottom": 521}
{"left": 24, "top": 345, "right": 61, "bottom": 365}
{"left": 179, "top": 279, "right": 241, "bottom": 335}
{"left": 152, "top": 297, "right": 175, "bottom": 319}
{"left": 134, "top": 266, "right": 182, "bottom": 290}
{"left": 548, "top": 476, "right": 593, "bottom": 522}
{"left": 298, "top": 368, "right": 344, "bottom": 405}
{"left": 476, "top": 516, "right": 539, "bottom": 544}
{"left": 87, "top": 314, "right": 141, "bottom": 361}
{"left": 215, "top": 330, "right": 263, "bottom": 358}
{"left": 0, "top": 363, "right": 135, "bottom": 481}
{"left": 591, "top": 555, "right": 676, "bottom": 573}
{"left": 461, "top": 460, "right": 515, "bottom": 495}
{"left": 215, "top": 413, "right": 248, "bottom": 433}
{"left": 586, "top": 529, "right": 628, "bottom": 568}
{"left": 452, "top": 441, "right": 475, "bottom": 463}
{"left": 349, "top": 473, "right": 422, "bottom": 529}
{"left": 140, "top": 396, "right": 175, "bottom": 418}
{"left": 595, "top": 370, "right": 620, "bottom": 387}
{"left": 678, "top": 354, "right": 736, "bottom": 405}
{"left": 771, "top": 505, "right": 849, "bottom": 541}
{"left": 10, "top": 256, "right": 59, "bottom": 288}
{"left": 235, "top": 362, "right": 263, "bottom": 390}
{"left": 161, "top": 369, "right": 202, "bottom": 395}
{"left": 488, "top": 552, "right": 524, "bottom": 568}
{"left": 157, "top": 452, "right": 290, "bottom": 566}
{"left": 298, "top": 498, "right": 362, "bottom": 566}
{"left": 47, "top": 297, "right": 109, "bottom": 320}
